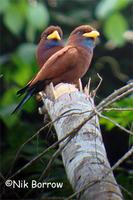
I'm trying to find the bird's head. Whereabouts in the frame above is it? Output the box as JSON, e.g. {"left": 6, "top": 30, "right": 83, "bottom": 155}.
{"left": 36, "top": 26, "right": 63, "bottom": 68}
{"left": 67, "top": 25, "right": 100, "bottom": 49}
{"left": 40, "top": 26, "right": 63, "bottom": 47}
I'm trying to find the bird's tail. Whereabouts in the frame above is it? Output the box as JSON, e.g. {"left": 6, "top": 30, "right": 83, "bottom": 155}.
{"left": 12, "top": 88, "right": 35, "bottom": 114}
{"left": 17, "top": 83, "right": 31, "bottom": 96}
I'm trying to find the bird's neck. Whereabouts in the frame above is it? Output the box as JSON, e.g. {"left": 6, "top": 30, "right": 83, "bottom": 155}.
{"left": 45, "top": 40, "right": 63, "bottom": 49}
{"left": 68, "top": 37, "right": 95, "bottom": 51}
{"left": 81, "top": 38, "right": 95, "bottom": 49}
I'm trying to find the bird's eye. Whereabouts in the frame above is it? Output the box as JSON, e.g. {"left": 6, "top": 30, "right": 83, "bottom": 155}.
{"left": 76, "top": 31, "right": 82, "bottom": 35}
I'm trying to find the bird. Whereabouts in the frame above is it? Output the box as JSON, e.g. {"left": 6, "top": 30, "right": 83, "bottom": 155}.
{"left": 36, "top": 25, "right": 64, "bottom": 68}
{"left": 12, "top": 25, "right": 100, "bottom": 114}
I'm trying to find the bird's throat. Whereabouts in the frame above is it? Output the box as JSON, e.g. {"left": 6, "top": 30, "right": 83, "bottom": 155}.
{"left": 81, "top": 38, "right": 95, "bottom": 50}
{"left": 46, "top": 40, "right": 62, "bottom": 49}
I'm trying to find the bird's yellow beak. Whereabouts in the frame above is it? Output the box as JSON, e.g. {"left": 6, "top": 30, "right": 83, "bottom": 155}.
{"left": 47, "top": 30, "right": 61, "bottom": 40}
{"left": 83, "top": 30, "right": 100, "bottom": 39}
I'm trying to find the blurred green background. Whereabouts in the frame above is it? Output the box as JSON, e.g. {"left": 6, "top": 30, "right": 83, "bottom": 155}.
{"left": 0, "top": 0, "right": 133, "bottom": 199}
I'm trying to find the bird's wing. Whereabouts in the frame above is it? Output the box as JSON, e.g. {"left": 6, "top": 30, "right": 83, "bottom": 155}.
{"left": 29, "top": 45, "right": 79, "bottom": 86}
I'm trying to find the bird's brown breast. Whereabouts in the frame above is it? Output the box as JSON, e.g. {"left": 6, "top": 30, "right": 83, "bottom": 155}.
{"left": 30, "top": 45, "right": 93, "bottom": 88}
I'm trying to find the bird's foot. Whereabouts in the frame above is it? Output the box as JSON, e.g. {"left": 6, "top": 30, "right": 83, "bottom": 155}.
{"left": 78, "top": 78, "right": 83, "bottom": 92}
{"left": 84, "top": 78, "right": 91, "bottom": 98}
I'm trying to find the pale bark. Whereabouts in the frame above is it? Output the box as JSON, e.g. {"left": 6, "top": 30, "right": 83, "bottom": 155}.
{"left": 41, "top": 83, "right": 123, "bottom": 200}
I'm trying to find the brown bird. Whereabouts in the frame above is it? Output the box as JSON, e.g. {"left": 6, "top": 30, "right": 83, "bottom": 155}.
{"left": 12, "top": 25, "right": 99, "bottom": 114}
{"left": 36, "top": 25, "right": 64, "bottom": 68}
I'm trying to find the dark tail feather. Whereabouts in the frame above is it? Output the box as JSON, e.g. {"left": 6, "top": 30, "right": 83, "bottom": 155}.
{"left": 17, "top": 84, "right": 30, "bottom": 96}
{"left": 12, "top": 88, "right": 35, "bottom": 114}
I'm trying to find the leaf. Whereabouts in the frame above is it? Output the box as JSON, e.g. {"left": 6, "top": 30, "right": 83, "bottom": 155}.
{"left": 1, "top": 87, "right": 17, "bottom": 107}
{"left": 8, "top": 43, "right": 37, "bottom": 85}
{"left": 4, "top": 4, "right": 24, "bottom": 35}
{"left": 100, "top": 118, "right": 115, "bottom": 130}
{"left": 23, "top": 98, "right": 36, "bottom": 113}
{"left": 0, "top": 87, "right": 20, "bottom": 127}
{"left": 95, "top": 0, "right": 129, "bottom": 19}
{"left": 100, "top": 96, "right": 133, "bottom": 131}
{"left": 26, "top": 24, "right": 36, "bottom": 42}
{"left": 13, "top": 64, "right": 33, "bottom": 86}
{"left": 103, "top": 12, "right": 128, "bottom": 45}
{"left": 0, "top": 0, "right": 10, "bottom": 14}
{"left": 26, "top": 3, "right": 49, "bottom": 30}
{"left": 96, "top": 0, "right": 117, "bottom": 19}
{"left": 17, "top": 43, "right": 36, "bottom": 64}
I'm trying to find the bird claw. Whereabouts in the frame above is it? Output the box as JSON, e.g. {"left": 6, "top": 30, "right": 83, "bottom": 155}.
{"left": 84, "top": 78, "right": 91, "bottom": 97}
{"left": 78, "top": 78, "right": 83, "bottom": 92}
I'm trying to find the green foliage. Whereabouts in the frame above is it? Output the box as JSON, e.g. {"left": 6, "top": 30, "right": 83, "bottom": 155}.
{"left": 26, "top": 2, "right": 49, "bottom": 41}
{"left": 100, "top": 97, "right": 133, "bottom": 130}
{"left": 16, "top": 43, "right": 36, "bottom": 65}
{"left": 104, "top": 12, "right": 128, "bottom": 45}
{"left": 100, "top": 96, "right": 133, "bottom": 146}
{"left": 95, "top": 0, "right": 130, "bottom": 19}
{"left": 0, "top": 0, "right": 10, "bottom": 14}
{"left": 4, "top": 3, "right": 24, "bottom": 35}
{"left": 27, "top": 3, "right": 49, "bottom": 30}
{"left": 2, "top": 0, "right": 49, "bottom": 41}
{"left": 117, "top": 170, "right": 133, "bottom": 200}
{"left": 95, "top": 0, "right": 132, "bottom": 46}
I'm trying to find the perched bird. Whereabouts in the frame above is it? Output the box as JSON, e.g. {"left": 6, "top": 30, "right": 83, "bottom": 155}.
{"left": 12, "top": 25, "right": 99, "bottom": 114}
{"left": 36, "top": 25, "right": 64, "bottom": 68}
